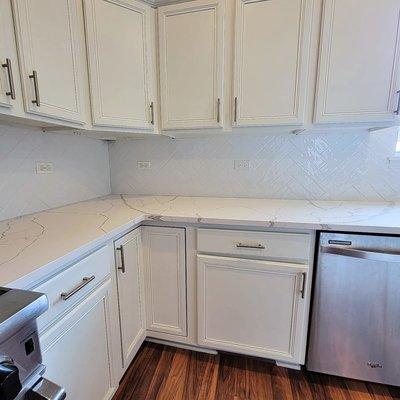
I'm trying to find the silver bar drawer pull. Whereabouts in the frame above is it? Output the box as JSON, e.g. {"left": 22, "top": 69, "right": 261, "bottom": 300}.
{"left": 149, "top": 102, "right": 154, "bottom": 125}
{"left": 61, "top": 276, "right": 95, "bottom": 301}
{"left": 29, "top": 70, "right": 40, "bottom": 106}
{"left": 116, "top": 245, "right": 126, "bottom": 273}
{"left": 395, "top": 90, "right": 400, "bottom": 115}
{"left": 236, "top": 243, "right": 266, "bottom": 250}
{"left": 300, "top": 272, "right": 306, "bottom": 299}
{"left": 2, "top": 58, "right": 16, "bottom": 99}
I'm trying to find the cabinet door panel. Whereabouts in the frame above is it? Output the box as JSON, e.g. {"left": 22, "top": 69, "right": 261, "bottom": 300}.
{"left": 197, "top": 255, "right": 309, "bottom": 363}
{"left": 143, "top": 227, "right": 187, "bottom": 336}
{"left": 84, "top": 0, "right": 155, "bottom": 129}
{"left": 158, "top": 0, "right": 224, "bottom": 130}
{"left": 0, "top": 1, "right": 17, "bottom": 109}
{"left": 12, "top": 0, "right": 85, "bottom": 123}
{"left": 115, "top": 228, "right": 146, "bottom": 370}
{"left": 234, "top": 0, "right": 313, "bottom": 126}
{"left": 41, "top": 281, "right": 116, "bottom": 400}
{"left": 0, "top": 0, "right": 25, "bottom": 117}
{"left": 315, "top": 0, "right": 400, "bottom": 123}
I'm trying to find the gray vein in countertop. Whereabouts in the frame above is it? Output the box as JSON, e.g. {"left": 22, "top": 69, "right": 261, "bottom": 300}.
{"left": 0, "top": 217, "right": 45, "bottom": 267}
{"left": 0, "top": 222, "right": 11, "bottom": 240}
{"left": 120, "top": 194, "right": 152, "bottom": 215}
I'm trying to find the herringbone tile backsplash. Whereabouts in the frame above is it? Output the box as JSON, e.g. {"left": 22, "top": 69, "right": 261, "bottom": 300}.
{"left": 110, "top": 128, "right": 400, "bottom": 201}
{"left": 0, "top": 124, "right": 111, "bottom": 221}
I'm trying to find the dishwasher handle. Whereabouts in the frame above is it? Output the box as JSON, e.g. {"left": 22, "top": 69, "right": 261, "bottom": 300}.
{"left": 321, "top": 245, "right": 400, "bottom": 263}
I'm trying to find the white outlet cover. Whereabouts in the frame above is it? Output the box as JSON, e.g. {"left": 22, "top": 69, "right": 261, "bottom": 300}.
{"left": 36, "top": 162, "right": 54, "bottom": 174}
{"left": 137, "top": 161, "right": 151, "bottom": 170}
{"left": 234, "top": 160, "right": 250, "bottom": 170}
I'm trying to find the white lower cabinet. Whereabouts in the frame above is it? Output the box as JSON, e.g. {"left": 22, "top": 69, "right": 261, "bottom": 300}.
{"left": 40, "top": 279, "right": 117, "bottom": 400}
{"left": 197, "top": 254, "right": 310, "bottom": 364}
{"left": 114, "top": 228, "right": 146, "bottom": 371}
{"left": 142, "top": 226, "right": 187, "bottom": 337}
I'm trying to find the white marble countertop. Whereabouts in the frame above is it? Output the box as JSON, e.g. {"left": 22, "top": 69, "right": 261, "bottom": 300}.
{"left": 1, "top": 195, "right": 400, "bottom": 288}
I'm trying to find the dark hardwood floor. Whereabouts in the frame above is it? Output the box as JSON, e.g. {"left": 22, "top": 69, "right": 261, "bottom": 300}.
{"left": 112, "top": 342, "right": 400, "bottom": 400}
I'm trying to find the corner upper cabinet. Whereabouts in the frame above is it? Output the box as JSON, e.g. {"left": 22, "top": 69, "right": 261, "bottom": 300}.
{"left": 11, "top": 0, "right": 86, "bottom": 125}
{"left": 158, "top": 0, "right": 225, "bottom": 130}
{"left": 315, "top": 0, "right": 400, "bottom": 124}
{"left": 233, "top": 0, "right": 313, "bottom": 127}
{"left": 84, "top": 0, "right": 156, "bottom": 130}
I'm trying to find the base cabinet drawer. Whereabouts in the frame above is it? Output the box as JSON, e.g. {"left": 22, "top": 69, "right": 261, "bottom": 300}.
{"left": 197, "top": 229, "right": 311, "bottom": 263}
{"left": 40, "top": 280, "right": 117, "bottom": 400}
{"left": 197, "top": 255, "right": 310, "bottom": 364}
{"left": 35, "top": 245, "right": 112, "bottom": 332}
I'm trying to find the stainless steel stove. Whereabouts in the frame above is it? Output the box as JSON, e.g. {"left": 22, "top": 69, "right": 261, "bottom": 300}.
{"left": 0, "top": 287, "right": 66, "bottom": 400}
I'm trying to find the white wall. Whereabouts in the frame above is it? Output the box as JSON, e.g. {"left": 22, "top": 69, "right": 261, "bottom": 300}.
{"left": 0, "top": 123, "right": 111, "bottom": 221}
{"left": 110, "top": 128, "right": 400, "bottom": 201}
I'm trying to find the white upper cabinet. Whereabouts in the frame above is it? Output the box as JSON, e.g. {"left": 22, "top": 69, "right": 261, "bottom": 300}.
{"left": 315, "top": 0, "right": 400, "bottom": 124}
{"left": 158, "top": 0, "right": 225, "bottom": 130}
{"left": 233, "top": 0, "right": 313, "bottom": 127}
{"left": 12, "top": 0, "right": 86, "bottom": 124}
{"left": 0, "top": 0, "right": 20, "bottom": 113}
{"left": 84, "top": 0, "right": 156, "bottom": 130}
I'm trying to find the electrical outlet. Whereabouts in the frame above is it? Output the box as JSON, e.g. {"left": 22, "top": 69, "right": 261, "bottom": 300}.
{"left": 137, "top": 161, "right": 151, "bottom": 170}
{"left": 234, "top": 160, "right": 250, "bottom": 171}
{"left": 36, "top": 162, "right": 54, "bottom": 174}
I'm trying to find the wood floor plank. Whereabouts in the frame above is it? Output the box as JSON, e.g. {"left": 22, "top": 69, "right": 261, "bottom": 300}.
{"left": 143, "top": 345, "right": 175, "bottom": 400}
{"left": 197, "top": 353, "right": 220, "bottom": 400}
{"left": 288, "top": 368, "right": 314, "bottom": 400}
{"left": 156, "top": 348, "right": 190, "bottom": 400}
{"left": 247, "top": 357, "right": 274, "bottom": 400}
{"left": 271, "top": 365, "right": 295, "bottom": 400}
{"left": 112, "top": 342, "right": 163, "bottom": 400}
{"left": 345, "top": 380, "right": 374, "bottom": 400}
{"left": 323, "top": 375, "right": 352, "bottom": 400}
{"left": 113, "top": 342, "right": 400, "bottom": 400}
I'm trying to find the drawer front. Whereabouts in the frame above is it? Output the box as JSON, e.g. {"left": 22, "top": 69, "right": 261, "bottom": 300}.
{"left": 197, "top": 229, "right": 311, "bottom": 262}
{"left": 36, "top": 245, "right": 112, "bottom": 332}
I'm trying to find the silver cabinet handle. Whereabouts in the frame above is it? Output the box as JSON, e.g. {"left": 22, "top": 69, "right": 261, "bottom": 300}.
{"left": 61, "top": 276, "right": 95, "bottom": 301}
{"left": 321, "top": 245, "right": 400, "bottom": 263}
{"left": 116, "top": 245, "right": 126, "bottom": 273}
{"left": 395, "top": 90, "right": 400, "bottom": 115}
{"left": 29, "top": 70, "right": 40, "bottom": 106}
{"left": 2, "top": 58, "right": 16, "bottom": 100}
{"left": 300, "top": 272, "right": 306, "bottom": 299}
{"left": 236, "top": 243, "right": 266, "bottom": 250}
{"left": 217, "top": 98, "right": 221, "bottom": 123}
{"left": 149, "top": 102, "right": 154, "bottom": 125}
{"left": 234, "top": 97, "right": 238, "bottom": 123}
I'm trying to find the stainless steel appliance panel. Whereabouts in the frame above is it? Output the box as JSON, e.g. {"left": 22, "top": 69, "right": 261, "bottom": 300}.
{"left": 307, "top": 232, "right": 400, "bottom": 386}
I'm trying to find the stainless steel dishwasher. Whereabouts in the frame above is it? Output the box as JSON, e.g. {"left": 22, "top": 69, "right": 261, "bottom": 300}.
{"left": 307, "top": 232, "right": 400, "bottom": 386}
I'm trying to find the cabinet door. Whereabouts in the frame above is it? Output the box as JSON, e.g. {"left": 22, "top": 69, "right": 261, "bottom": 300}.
{"left": 41, "top": 280, "right": 117, "bottom": 400}
{"left": 84, "top": 0, "right": 156, "bottom": 130}
{"left": 143, "top": 227, "right": 187, "bottom": 336}
{"left": 233, "top": 0, "right": 313, "bottom": 127}
{"left": 315, "top": 0, "right": 400, "bottom": 124}
{"left": 12, "top": 0, "right": 85, "bottom": 124}
{"left": 0, "top": 0, "right": 20, "bottom": 111}
{"left": 114, "top": 228, "right": 146, "bottom": 370}
{"left": 197, "top": 255, "right": 309, "bottom": 364}
{"left": 158, "top": 0, "right": 224, "bottom": 130}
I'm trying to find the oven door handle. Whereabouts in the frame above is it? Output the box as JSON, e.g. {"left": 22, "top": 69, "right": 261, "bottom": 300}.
{"left": 321, "top": 245, "right": 400, "bottom": 263}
